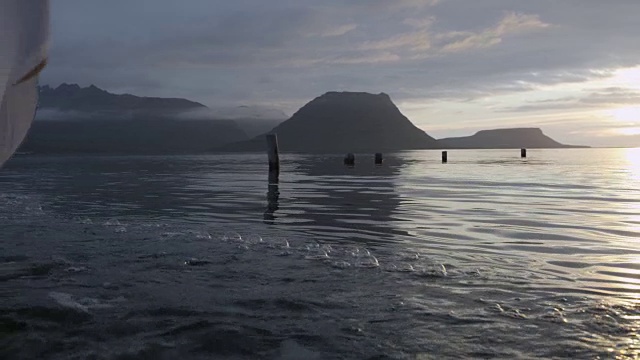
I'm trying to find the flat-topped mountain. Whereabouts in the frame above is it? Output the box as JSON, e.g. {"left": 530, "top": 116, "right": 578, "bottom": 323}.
{"left": 223, "top": 91, "right": 438, "bottom": 153}
{"left": 438, "top": 128, "right": 586, "bottom": 149}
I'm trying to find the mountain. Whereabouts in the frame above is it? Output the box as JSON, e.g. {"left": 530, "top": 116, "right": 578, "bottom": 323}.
{"left": 19, "top": 84, "right": 248, "bottom": 154}
{"left": 38, "top": 83, "right": 207, "bottom": 115}
{"left": 22, "top": 85, "right": 584, "bottom": 154}
{"left": 222, "top": 91, "right": 438, "bottom": 153}
{"left": 437, "top": 128, "right": 587, "bottom": 149}
{"left": 21, "top": 118, "right": 249, "bottom": 154}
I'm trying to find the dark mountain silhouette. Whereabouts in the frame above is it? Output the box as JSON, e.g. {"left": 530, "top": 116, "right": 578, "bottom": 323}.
{"left": 20, "top": 84, "right": 248, "bottom": 154}
{"left": 222, "top": 91, "right": 438, "bottom": 153}
{"left": 38, "top": 84, "right": 206, "bottom": 114}
{"left": 438, "top": 128, "right": 587, "bottom": 149}
{"left": 21, "top": 119, "right": 248, "bottom": 154}
{"left": 21, "top": 85, "right": 586, "bottom": 154}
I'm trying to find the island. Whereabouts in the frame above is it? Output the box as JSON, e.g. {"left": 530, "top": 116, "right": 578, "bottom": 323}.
{"left": 438, "top": 128, "right": 586, "bottom": 149}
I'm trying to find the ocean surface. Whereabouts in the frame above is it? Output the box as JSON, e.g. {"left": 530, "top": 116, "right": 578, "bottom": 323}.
{"left": 1, "top": 149, "right": 640, "bottom": 359}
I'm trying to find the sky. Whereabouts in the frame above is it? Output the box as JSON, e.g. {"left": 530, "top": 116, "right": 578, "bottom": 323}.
{"left": 41, "top": 0, "right": 640, "bottom": 147}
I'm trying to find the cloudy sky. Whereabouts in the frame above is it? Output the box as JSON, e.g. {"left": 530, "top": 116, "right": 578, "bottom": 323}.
{"left": 41, "top": 0, "right": 640, "bottom": 147}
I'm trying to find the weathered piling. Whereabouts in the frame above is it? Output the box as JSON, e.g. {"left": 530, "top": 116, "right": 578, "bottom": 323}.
{"left": 266, "top": 134, "right": 280, "bottom": 172}
{"left": 264, "top": 169, "right": 280, "bottom": 224}
{"left": 344, "top": 153, "right": 355, "bottom": 166}
{"left": 264, "top": 135, "right": 280, "bottom": 224}
{"left": 442, "top": 151, "right": 448, "bottom": 163}
{"left": 374, "top": 153, "right": 383, "bottom": 165}
{"left": 521, "top": 148, "right": 527, "bottom": 158}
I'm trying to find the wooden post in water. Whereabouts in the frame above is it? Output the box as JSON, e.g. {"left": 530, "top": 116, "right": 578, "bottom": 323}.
{"left": 266, "top": 134, "right": 280, "bottom": 172}
{"left": 374, "top": 153, "right": 383, "bottom": 165}
{"left": 344, "top": 153, "right": 355, "bottom": 166}
{"left": 521, "top": 148, "right": 527, "bottom": 158}
{"left": 264, "top": 169, "right": 280, "bottom": 224}
{"left": 442, "top": 151, "right": 448, "bottom": 163}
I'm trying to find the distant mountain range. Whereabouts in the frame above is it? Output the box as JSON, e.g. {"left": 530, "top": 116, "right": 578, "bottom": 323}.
{"left": 38, "top": 84, "right": 288, "bottom": 120}
{"left": 19, "top": 84, "right": 286, "bottom": 154}
{"left": 38, "top": 84, "right": 206, "bottom": 114}
{"left": 18, "top": 84, "right": 584, "bottom": 154}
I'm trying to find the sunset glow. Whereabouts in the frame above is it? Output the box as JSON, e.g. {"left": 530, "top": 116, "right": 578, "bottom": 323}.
{"left": 611, "top": 67, "right": 640, "bottom": 90}
{"left": 608, "top": 106, "right": 640, "bottom": 124}
{"left": 617, "top": 127, "right": 640, "bottom": 136}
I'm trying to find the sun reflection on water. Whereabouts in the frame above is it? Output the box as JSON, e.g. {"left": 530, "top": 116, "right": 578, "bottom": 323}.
{"left": 619, "top": 149, "right": 640, "bottom": 231}
{"left": 608, "top": 148, "right": 640, "bottom": 357}
{"left": 621, "top": 148, "right": 640, "bottom": 247}
{"left": 625, "top": 148, "right": 640, "bottom": 181}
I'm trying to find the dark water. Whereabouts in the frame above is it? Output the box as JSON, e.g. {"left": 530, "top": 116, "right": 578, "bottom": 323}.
{"left": 1, "top": 149, "right": 640, "bottom": 359}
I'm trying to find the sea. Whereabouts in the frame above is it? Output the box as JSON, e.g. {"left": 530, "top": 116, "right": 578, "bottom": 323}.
{"left": 1, "top": 148, "right": 639, "bottom": 359}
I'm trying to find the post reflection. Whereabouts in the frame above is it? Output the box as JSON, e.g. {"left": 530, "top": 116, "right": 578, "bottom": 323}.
{"left": 264, "top": 170, "right": 280, "bottom": 224}
{"left": 279, "top": 153, "right": 412, "bottom": 243}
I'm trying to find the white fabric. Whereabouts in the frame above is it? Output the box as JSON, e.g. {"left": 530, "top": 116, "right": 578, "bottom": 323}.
{"left": 0, "top": 0, "right": 49, "bottom": 166}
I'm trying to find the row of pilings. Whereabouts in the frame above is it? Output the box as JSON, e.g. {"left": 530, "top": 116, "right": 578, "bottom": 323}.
{"left": 266, "top": 134, "right": 528, "bottom": 170}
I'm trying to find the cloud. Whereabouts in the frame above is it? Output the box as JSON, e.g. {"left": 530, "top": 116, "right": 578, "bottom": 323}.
{"left": 331, "top": 52, "right": 403, "bottom": 65}
{"left": 440, "top": 12, "right": 550, "bottom": 53}
{"left": 320, "top": 24, "right": 358, "bottom": 37}
{"left": 174, "top": 108, "right": 216, "bottom": 121}
{"left": 583, "top": 87, "right": 640, "bottom": 105}
{"left": 346, "top": 0, "right": 440, "bottom": 9}
{"left": 34, "top": 108, "right": 138, "bottom": 121}
{"left": 34, "top": 109, "right": 86, "bottom": 121}
{"left": 501, "top": 87, "right": 640, "bottom": 113}
{"left": 403, "top": 16, "right": 436, "bottom": 29}
{"left": 359, "top": 32, "right": 432, "bottom": 51}
{"left": 355, "top": 12, "right": 548, "bottom": 60}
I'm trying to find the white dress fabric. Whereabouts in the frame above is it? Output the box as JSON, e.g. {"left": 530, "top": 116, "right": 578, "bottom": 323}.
{"left": 0, "top": 0, "right": 49, "bottom": 166}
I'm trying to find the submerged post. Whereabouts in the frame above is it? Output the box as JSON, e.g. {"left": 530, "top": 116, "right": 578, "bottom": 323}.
{"left": 344, "top": 153, "right": 355, "bottom": 166}
{"left": 266, "top": 134, "right": 280, "bottom": 172}
{"left": 374, "top": 153, "right": 383, "bottom": 165}
{"left": 442, "top": 151, "right": 448, "bottom": 163}
{"left": 521, "top": 148, "right": 527, "bottom": 158}
{"left": 264, "top": 169, "right": 280, "bottom": 224}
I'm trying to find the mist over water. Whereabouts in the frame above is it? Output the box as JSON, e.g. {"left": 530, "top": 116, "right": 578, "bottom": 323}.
{"left": 1, "top": 149, "right": 640, "bottom": 359}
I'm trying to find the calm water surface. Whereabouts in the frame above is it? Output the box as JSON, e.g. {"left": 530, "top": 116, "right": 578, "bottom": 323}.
{"left": 1, "top": 149, "right": 640, "bottom": 359}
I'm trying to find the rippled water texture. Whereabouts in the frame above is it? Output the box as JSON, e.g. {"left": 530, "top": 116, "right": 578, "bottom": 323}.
{"left": 1, "top": 149, "right": 640, "bottom": 359}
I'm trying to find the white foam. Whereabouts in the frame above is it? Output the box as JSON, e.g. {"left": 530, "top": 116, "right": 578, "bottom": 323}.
{"left": 221, "top": 231, "right": 242, "bottom": 242}
{"left": 103, "top": 219, "right": 122, "bottom": 227}
{"left": 48, "top": 291, "right": 115, "bottom": 313}
{"left": 48, "top": 292, "right": 89, "bottom": 313}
